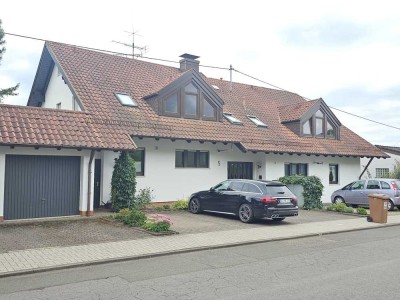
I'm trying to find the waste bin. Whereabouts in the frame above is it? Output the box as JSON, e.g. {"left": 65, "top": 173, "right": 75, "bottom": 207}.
{"left": 367, "top": 194, "right": 390, "bottom": 223}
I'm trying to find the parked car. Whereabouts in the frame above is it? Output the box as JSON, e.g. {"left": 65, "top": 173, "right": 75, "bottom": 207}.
{"left": 188, "top": 179, "right": 298, "bottom": 223}
{"left": 331, "top": 178, "right": 400, "bottom": 211}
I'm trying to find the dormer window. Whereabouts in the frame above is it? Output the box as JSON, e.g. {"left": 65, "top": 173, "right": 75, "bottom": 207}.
{"left": 184, "top": 83, "right": 199, "bottom": 118}
{"left": 202, "top": 96, "right": 217, "bottom": 120}
{"left": 115, "top": 93, "right": 137, "bottom": 107}
{"left": 223, "top": 113, "right": 243, "bottom": 125}
{"left": 301, "top": 108, "right": 339, "bottom": 139}
{"left": 164, "top": 92, "right": 179, "bottom": 116}
{"left": 247, "top": 115, "right": 267, "bottom": 127}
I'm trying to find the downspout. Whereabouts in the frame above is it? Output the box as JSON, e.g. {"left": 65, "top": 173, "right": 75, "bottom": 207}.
{"left": 359, "top": 157, "right": 374, "bottom": 180}
{"left": 87, "top": 150, "right": 95, "bottom": 216}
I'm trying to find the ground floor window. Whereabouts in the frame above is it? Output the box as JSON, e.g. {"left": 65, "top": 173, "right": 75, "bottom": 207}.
{"left": 284, "top": 163, "right": 308, "bottom": 176}
{"left": 175, "top": 150, "right": 209, "bottom": 168}
{"left": 329, "top": 164, "right": 339, "bottom": 184}
{"left": 131, "top": 149, "right": 145, "bottom": 176}
{"left": 375, "top": 168, "right": 389, "bottom": 178}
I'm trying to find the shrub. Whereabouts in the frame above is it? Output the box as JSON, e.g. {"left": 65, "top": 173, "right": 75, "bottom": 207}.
{"left": 326, "top": 205, "right": 335, "bottom": 211}
{"left": 389, "top": 160, "right": 400, "bottom": 179}
{"left": 334, "top": 203, "right": 348, "bottom": 212}
{"left": 114, "top": 208, "right": 131, "bottom": 221}
{"left": 111, "top": 152, "right": 136, "bottom": 211}
{"left": 344, "top": 207, "right": 354, "bottom": 213}
{"left": 162, "top": 204, "right": 171, "bottom": 210}
{"left": 173, "top": 199, "right": 189, "bottom": 210}
{"left": 357, "top": 207, "right": 368, "bottom": 215}
{"left": 142, "top": 214, "right": 172, "bottom": 232}
{"left": 123, "top": 209, "right": 147, "bottom": 227}
{"left": 279, "top": 175, "right": 323, "bottom": 210}
{"left": 133, "top": 187, "right": 154, "bottom": 210}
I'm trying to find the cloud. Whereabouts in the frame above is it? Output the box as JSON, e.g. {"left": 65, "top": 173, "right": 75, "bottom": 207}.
{"left": 281, "top": 18, "right": 370, "bottom": 48}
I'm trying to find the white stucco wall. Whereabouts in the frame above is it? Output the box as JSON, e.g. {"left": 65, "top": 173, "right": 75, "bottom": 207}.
{"left": 361, "top": 154, "right": 398, "bottom": 179}
{"left": 101, "top": 138, "right": 361, "bottom": 204}
{"left": 0, "top": 147, "right": 95, "bottom": 218}
{"left": 43, "top": 65, "right": 81, "bottom": 111}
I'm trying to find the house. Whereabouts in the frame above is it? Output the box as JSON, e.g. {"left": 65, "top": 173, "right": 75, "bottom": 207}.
{"left": 0, "top": 41, "right": 388, "bottom": 221}
{"left": 361, "top": 145, "right": 400, "bottom": 179}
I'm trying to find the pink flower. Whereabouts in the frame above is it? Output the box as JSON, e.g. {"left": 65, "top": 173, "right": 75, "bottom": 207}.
{"left": 148, "top": 214, "right": 173, "bottom": 224}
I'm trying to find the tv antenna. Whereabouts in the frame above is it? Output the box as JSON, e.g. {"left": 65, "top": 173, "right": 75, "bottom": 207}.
{"left": 112, "top": 27, "right": 148, "bottom": 58}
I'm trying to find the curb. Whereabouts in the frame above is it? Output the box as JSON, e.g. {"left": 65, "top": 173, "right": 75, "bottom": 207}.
{"left": 1, "top": 221, "right": 399, "bottom": 278}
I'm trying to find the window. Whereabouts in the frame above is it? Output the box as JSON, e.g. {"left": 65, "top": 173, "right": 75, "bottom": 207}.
{"left": 183, "top": 83, "right": 199, "bottom": 117}
{"left": 329, "top": 164, "right": 339, "bottom": 184}
{"left": 131, "top": 149, "right": 145, "bottom": 176}
{"left": 243, "top": 183, "right": 262, "bottom": 194}
{"left": 165, "top": 93, "right": 178, "bottom": 114}
{"left": 381, "top": 181, "right": 391, "bottom": 189}
{"left": 202, "top": 97, "right": 216, "bottom": 120}
{"left": 223, "top": 113, "right": 243, "bottom": 125}
{"left": 247, "top": 115, "right": 267, "bottom": 127}
{"left": 351, "top": 181, "right": 365, "bottom": 190}
{"left": 56, "top": 102, "right": 61, "bottom": 109}
{"left": 115, "top": 93, "right": 137, "bottom": 107}
{"left": 229, "top": 181, "right": 245, "bottom": 191}
{"left": 376, "top": 168, "right": 389, "bottom": 178}
{"left": 367, "top": 180, "right": 380, "bottom": 189}
{"left": 301, "top": 108, "right": 339, "bottom": 139}
{"left": 302, "top": 118, "right": 312, "bottom": 135}
{"left": 175, "top": 150, "right": 209, "bottom": 168}
{"left": 284, "top": 163, "right": 308, "bottom": 176}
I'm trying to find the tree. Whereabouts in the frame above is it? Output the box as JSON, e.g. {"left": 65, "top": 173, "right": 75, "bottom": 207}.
{"left": 389, "top": 160, "right": 400, "bottom": 179}
{"left": 111, "top": 151, "right": 137, "bottom": 211}
{"left": 0, "top": 19, "right": 19, "bottom": 103}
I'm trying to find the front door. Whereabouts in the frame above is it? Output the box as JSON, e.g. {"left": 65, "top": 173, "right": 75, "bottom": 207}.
{"left": 228, "top": 162, "right": 253, "bottom": 179}
{"left": 94, "top": 159, "right": 101, "bottom": 209}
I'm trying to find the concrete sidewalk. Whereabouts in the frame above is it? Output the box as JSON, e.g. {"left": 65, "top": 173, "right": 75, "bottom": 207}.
{"left": 1, "top": 215, "right": 400, "bottom": 278}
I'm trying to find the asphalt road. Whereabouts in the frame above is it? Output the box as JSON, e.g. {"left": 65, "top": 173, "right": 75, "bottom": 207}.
{"left": 1, "top": 226, "right": 400, "bottom": 299}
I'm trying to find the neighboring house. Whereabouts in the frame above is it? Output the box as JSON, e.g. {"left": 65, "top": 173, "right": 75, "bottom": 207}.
{"left": 0, "top": 42, "right": 388, "bottom": 221}
{"left": 361, "top": 145, "right": 400, "bottom": 179}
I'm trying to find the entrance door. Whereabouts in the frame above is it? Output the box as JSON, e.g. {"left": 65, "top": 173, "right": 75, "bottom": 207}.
{"left": 227, "top": 162, "right": 253, "bottom": 179}
{"left": 94, "top": 159, "right": 101, "bottom": 208}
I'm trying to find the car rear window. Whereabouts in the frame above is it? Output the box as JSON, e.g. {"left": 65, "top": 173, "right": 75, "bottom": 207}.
{"left": 265, "top": 185, "right": 294, "bottom": 197}
{"left": 394, "top": 181, "right": 400, "bottom": 189}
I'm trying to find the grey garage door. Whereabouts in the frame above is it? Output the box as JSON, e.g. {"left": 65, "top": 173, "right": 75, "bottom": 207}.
{"left": 4, "top": 155, "right": 81, "bottom": 220}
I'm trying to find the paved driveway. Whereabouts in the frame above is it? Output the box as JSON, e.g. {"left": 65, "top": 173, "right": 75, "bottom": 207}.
{"left": 0, "top": 210, "right": 359, "bottom": 253}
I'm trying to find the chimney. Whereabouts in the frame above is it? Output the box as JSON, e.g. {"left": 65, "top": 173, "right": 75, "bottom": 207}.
{"left": 179, "top": 53, "right": 200, "bottom": 72}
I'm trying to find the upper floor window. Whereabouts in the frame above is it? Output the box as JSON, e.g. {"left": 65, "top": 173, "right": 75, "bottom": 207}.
{"left": 301, "top": 109, "right": 338, "bottom": 139}
{"left": 160, "top": 81, "right": 221, "bottom": 121}
{"left": 115, "top": 93, "right": 137, "bottom": 107}
{"left": 247, "top": 115, "right": 267, "bottom": 127}
{"left": 223, "top": 113, "right": 243, "bottom": 125}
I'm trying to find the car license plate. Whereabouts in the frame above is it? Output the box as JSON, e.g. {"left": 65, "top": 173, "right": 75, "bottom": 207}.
{"left": 279, "top": 199, "right": 290, "bottom": 204}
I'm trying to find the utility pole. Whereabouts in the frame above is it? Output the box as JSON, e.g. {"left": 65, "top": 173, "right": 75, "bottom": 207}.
{"left": 112, "top": 28, "right": 148, "bottom": 58}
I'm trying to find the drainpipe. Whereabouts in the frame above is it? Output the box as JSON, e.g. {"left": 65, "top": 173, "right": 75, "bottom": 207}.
{"left": 87, "top": 150, "right": 95, "bottom": 216}
{"left": 359, "top": 157, "right": 374, "bottom": 180}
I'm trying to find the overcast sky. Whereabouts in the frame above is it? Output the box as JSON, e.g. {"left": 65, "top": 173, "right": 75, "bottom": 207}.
{"left": 1, "top": 0, "right": 400, "bottom": 146}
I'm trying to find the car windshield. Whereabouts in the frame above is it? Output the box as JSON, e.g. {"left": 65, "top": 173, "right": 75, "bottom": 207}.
{"left": 265, "top": 185, "right": 294, "bottom": 197}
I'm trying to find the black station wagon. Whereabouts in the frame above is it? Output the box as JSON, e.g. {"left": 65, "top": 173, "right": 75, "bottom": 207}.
{"left": 189, "top": 179, "right": 298, "bottom": 223}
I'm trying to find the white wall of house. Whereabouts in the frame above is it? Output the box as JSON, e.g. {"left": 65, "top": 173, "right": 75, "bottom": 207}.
{"left": 0, "top": 147, "right": 95, "bottom": 219}
{"left": 361, "top": 154, "right": 398, "bottom": 178}
{"left": 100, "top": 138, "right": 361, "bottom": 205}
{"left": 43, "top": 65, "right": 81, "bottom": 111}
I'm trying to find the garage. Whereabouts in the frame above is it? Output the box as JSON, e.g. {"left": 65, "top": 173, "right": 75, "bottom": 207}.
{"left": 4, "top": 155, "right": 81, "bottom": 220}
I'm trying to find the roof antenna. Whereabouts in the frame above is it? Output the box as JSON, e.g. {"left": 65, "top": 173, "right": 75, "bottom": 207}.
{"left": 112, "top": 27, "right": 148, "bottom": 58}
{"left": 229, "top": 64, "right": 233, "bottom": 92}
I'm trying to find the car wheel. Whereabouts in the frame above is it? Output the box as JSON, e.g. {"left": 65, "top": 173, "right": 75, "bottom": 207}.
{"left": 272, "top": 217, "right": 285, "bottom": 222}
{"left": 387, "top": 200, "right": 394, "bottom": 211}
{"left": 238, "top": 204, "right": 255, "bottom": 223}
{"left": 334, "top": 196, "right": 345, "bottom": 204}
{"left": 189, "top": 198, "right": 201, "bottom": 214}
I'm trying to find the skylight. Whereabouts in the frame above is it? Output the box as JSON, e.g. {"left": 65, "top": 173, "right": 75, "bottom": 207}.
{"left": 223, "top": 113, "right": 243, "bottom": 125}
{"left": 212, "top": 85, "right": 220, "bottom": 90}
{"left": 247, "top": 115, "right": 267, "bottom": 127}
{"left": 115, "top": 93, "right": 137, "bottom": 107}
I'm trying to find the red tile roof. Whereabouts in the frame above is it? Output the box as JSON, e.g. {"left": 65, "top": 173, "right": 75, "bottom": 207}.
{"left": 24, "top": 41, "right": 386, "bottom": 158}
{"left": 0, "top": 104, "right": 136, "bottom": 151}
{"left": 279, "top": 100, "right": 317, "bottom": 123}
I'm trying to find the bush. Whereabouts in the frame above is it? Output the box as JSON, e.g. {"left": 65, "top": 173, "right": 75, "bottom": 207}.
{"left": 334, "top": 203, "right": 348, "bottom": 212}
{"left": 142, "top": 214, "right": 172, "bottom": 232}
{"left": 389, "top": 160, "right": 400, "bottom": 179}
{"left": 114, "top": 208, "right": 131, "bottom": 221}
{"left": 326, "top": 205, "right": 335, "bottom": 211}
{"left": 133, "top": 187, "right": 154, "bottom": 210}
{"left": 111, "top": 152, "right": 136, "bottom": 211}
{"left": 173, "top": 199, "right": 189, "bottom": 210}
{"left": 344, "top": 207, "right": 354, "bottom": 213}
{"left": 122, "top": 209, "right": 147, "bottom": 227}
{"left": 162, "top": 204, "right": 171, "bottom": 210}
{"left": 279, "top": 175, "right": 324, "bottom": 210}
{"left": 357, "top": 207, "right": 368, "bottom": 215}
